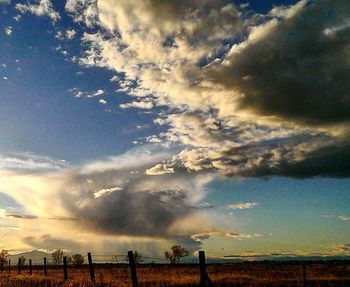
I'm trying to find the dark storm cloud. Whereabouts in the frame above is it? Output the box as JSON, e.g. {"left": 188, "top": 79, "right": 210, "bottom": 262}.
{"left": 228, "top": 140, "right": 350, "bottom": 178}
{"left": 273, "top": 142, "right": 350, "bottom": 178}
{"left": 59, "top": 149, "right": 207, "bottom": 237}
{"left": 209, "top": 0, "right": 350, "bottom": 124}
{"left": 178, "top": 134, "right": 350, "bottom": 178}
{"left": 245, "top": 142, "right": 350, "bottom": 178}
{"left": 71, "top": 186, "right": 193, "bottom": 237}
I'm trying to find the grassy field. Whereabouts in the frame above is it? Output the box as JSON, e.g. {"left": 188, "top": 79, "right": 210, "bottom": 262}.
{"left": 0, "top": 261, "right": 349, "bottom": 287}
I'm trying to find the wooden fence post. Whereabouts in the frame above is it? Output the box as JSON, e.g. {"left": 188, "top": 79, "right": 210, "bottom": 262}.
{"left": 302, "top": 263, "right": 307, "bottom": 287}
{"left": 88, "top": 252, "right": 95, "bottom": 282}
{"left": 29, "top": 259, "right": 32, "bottom": 275}
{"left": 199, "top": 251, "right": 206, "bottom": 287}
{"left": 128, "top": 250, "right": 138, "bottom": 287}
{"left": 63, "top": 256, "right": 68, "bottom": 281}
{"left": 44, "top": 257, "right": 47, "bottom": 276}
{"left": 18, "top": 258, "right": 21, "bottom": 275}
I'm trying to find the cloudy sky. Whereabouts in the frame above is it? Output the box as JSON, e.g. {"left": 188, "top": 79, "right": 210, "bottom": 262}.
{"left": 0, "top": 0, "right": 349, "bottom": 259}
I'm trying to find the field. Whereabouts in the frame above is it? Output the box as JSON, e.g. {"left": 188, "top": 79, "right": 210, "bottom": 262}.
{"left": 0, "top": 261, "right": 349, "bottom": 287}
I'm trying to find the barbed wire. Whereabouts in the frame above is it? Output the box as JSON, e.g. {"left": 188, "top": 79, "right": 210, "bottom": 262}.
{"left": 142, "top": 256, "right": 167, "bottom": 261}
{"left": 4, "top": 252, "right": 197, "bottom": 265}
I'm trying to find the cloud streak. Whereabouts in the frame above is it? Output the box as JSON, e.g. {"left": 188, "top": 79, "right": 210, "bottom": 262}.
{"left": 227, "top": 202, "right": 258, "bottom": 210}
{"left": 0, "top": 153, "right": 68, "bottom": 172}
{"left": 191, "top": 229, "right": 262, "bottom": 242}
{"left": 338, "top": 215, "right": 350, "bottom": 221}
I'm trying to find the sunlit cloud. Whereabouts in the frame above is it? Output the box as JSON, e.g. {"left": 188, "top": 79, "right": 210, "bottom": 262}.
{"left": 15, "top": 0, "right": 60, "bottom": 23}
{"left": 4, "top": 26, "right": 12, "bottom": 36}
{"left": 191, "top": 229, "right": 262, "bottom": 242}
{"left": 72, "top": 0, "right": 350, "bottom": 181}
{"left": 87, "top": 89, "right": 104, "bottom": 97}
{"left": 338, "top": 215, "right": 350, "bottom": 221}
{"left": 66, "top": 29, "right": 76, "bottom": 40}
{"left": 93, "top": 186, "right": 123, "bottom": 199}
{"left": 145, "top": 164, "right": 174, "bottom": 176}
{"left": 0, "top": 146, "right": 251, "bottom": 253}
{"left": 227, "top": 202, "right": 258, "bottom": 210}
{"left": 99, "top": 99, "right": 107, "bottom": 105}
{"left": 120, "top": 101, "right": 154, "bottom": 110}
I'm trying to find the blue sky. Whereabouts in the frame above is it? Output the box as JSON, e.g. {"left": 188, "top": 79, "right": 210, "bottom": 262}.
{"left": 0, "top": 0, "right": 349, "bottom": 259}
{"left": 0, "top": 2, "right": 160, "bottom": 161}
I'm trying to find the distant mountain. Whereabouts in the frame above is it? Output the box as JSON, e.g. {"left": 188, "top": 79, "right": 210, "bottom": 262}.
{"left": 222, "top": 255, "right": 350, "bottom": 263}
{"left": 8, "top": 250, "right": 50, "bottom": 265}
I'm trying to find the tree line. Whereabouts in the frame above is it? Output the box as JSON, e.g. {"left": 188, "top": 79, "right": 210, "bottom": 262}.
{"left": 0, "top": 245, "right": 189, "bottom": 268}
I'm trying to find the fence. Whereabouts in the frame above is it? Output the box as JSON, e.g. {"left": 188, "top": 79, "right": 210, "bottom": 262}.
{"left": 1, "top": 251, "right": 217, "bottom": 287}
{"left": 1, "top": 251, "right": 341, "bottom": 287}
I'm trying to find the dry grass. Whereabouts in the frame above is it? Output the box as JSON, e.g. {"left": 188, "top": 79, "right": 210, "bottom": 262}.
{"left": 0, "top": 261, "right": 349, "bottom": 287}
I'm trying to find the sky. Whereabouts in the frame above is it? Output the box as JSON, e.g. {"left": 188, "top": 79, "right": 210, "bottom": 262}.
{"left": 0, "top": 0, "right": 349, "bottom": 260}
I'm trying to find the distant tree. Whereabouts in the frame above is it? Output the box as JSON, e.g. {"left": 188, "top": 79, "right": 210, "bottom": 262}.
{"left": 72, "top": 254, "right": 84, "bottom": 266}
{"left": 18, "top": 256, "right": 26, "bottom": 267}
{"left": 165, "top": 245, "right": 189, "bottom": 264}
{"left": 113, "top": 256, "right": 119, "bottom": 264}
{"left": 67, "top": 256, "right": 73, "bottom": 265}
{"left": 126, "top": 251, "right": 143, "bottom": 264}
{"left": 52, "top": 249, "right": 64, "bottom": 265}
{"left": 133, "top": 251, "right": 143, "bottom": 264}
{"left": 0, "top": 250, "right": 9, "bottom": 272}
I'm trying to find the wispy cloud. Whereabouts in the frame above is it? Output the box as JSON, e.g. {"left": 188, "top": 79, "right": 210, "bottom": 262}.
{"left": 335, "top": 243, "right": 350, "bottom": 254}
{"left": 65, "top": 0, "right": 99, "bottom": 28}
{"left": 4, "top": 26, "right": 12, "bottom": 36}
{"left": 15, "top": 0, "right": 60, "bottom": 23}
{"left": 120, "top": 101, "right": 154, "bottom": 110}
{"left": 87, "top": 89, "right": 104, "bottom": 97}
{"left": 227, "top": 202, "right": 258, "bottom": 210}
{"left": 69, "top": 88, "right": 106, "bottom": 100}
{"left": 55, "top": 31, "right": 63, "bottom": 40}
{"left": 338, "top": 215, "right": 350, "bottom": 221}
{"left": 66, "top": 29, "right": 76, "bottom": 40}
{"left": 0, "top": 209, "right": 38, "bottom": 220}
{"left": 0, "top": 152, "right": 68, "bottom": 172}
{"left": 223, "top": 242, "right": 350, "bottom": 258}
{"left": 191, "top": 229, "right": 262, "bottom": 242}
{"left": 322, "top": 214, "right": 350, "bottom": 222}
